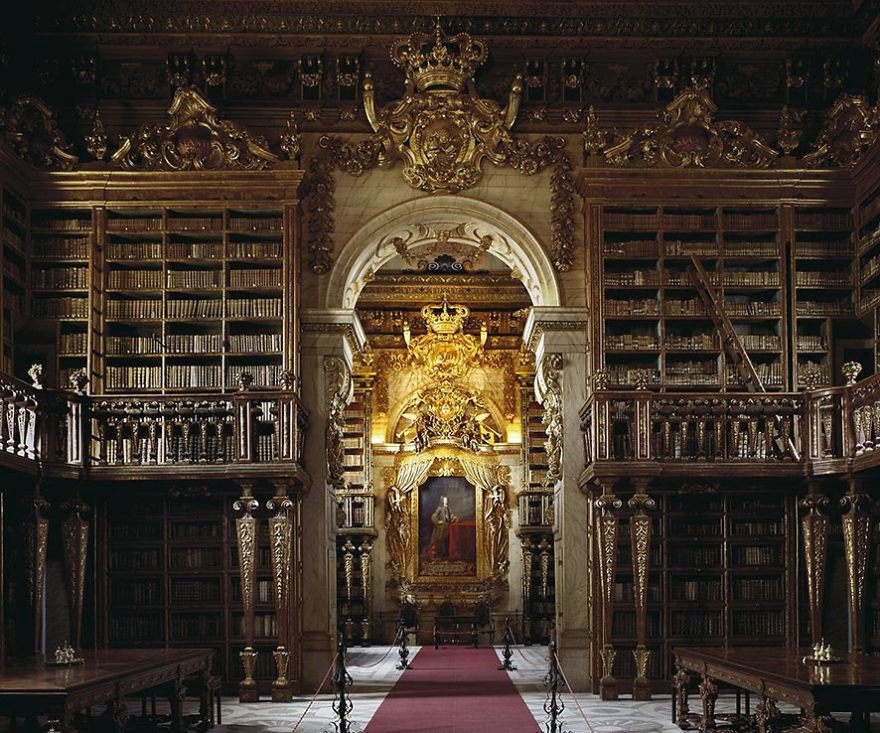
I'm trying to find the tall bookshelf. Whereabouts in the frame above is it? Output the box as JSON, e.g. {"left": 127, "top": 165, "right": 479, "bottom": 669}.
{"left": 98, "top": 207, "right": 285, "bottom": 394}
{"left": 1, "top": 187, "right": 27, "bottom": 376}
{"left": 597, "top": 490, "right": 795, "bottom": 691}
{"left": 857, "top": 185, "right": 880, "bottom": 316}
{"left": 29, "top": 208, "right": 94, "bottom": 388}
{"left": 102, "top": 489, "right": 289, "bottom": 694}
{"left": 792, "top": 206, "right": 854, "bottom": 388}
{"left": 600, "top": 205, "right": 787, "bottom": 390}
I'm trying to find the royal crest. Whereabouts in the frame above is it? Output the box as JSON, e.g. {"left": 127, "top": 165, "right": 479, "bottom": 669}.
{"left": 364, "top": 20, "right": 522, "bottom": 194}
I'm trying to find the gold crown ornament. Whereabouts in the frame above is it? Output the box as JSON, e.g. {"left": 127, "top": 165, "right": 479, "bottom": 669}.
{"left": 390, "top": 18, "right": 488, "bottom": 93}
{"left": 422, "top": 300, "right": 469, "bottom": 335}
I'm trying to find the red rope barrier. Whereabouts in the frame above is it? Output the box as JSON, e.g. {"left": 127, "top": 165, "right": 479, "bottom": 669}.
{"left": 553, "top": 650, "right": 597, "bottom": 733}
{"left": 290, "top": 653, "right": 338, "bottom": 733}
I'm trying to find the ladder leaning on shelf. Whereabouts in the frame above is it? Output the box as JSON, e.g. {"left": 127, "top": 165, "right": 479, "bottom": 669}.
{"left": 687, "top": 255, "right": 801, "bottom": 461}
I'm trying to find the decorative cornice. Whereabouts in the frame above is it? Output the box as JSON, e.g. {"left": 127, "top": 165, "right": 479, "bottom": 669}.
{"left": 111, "top": 86, "right": 277, "bottom": 170}
{"left": 0, "top": 97, "right": 78, "bottom": 170}
{"left": 803, "top": 93, "right": 879, "bottom": 168}
{"left": 37, "top": 3, "right": 860, "bottom": 40}
{"left": 603, "top": 86, "right": 779, "bottom": 169}
{"left": 523, "top": 307, "right": 590, "bottom": 354}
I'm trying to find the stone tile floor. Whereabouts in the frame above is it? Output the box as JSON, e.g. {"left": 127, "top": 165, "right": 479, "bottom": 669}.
{"left": 151, "top": 645, "right": 878, "bottom": 732}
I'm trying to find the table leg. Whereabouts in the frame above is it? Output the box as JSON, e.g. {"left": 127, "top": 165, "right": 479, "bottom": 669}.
{"left": 167, "top": 678, "right": 185, "bottom": 733}
{"left": 698, "top": 675, "right": 717, "bottom": 733}
{"left": 673, "top": 667, "right": 691, "bottom": 729}
{"left": 755, "top": 696, "right": 780, "bottom": 733}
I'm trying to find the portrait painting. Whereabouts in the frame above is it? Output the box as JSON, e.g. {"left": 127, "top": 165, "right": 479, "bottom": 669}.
{"left": 418, "top": 475, "right": 477, "bottom": 577}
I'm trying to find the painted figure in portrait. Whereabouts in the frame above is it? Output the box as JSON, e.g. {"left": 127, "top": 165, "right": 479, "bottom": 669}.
{"left": 419, "top": 475, "right": 477, "bottom": 576}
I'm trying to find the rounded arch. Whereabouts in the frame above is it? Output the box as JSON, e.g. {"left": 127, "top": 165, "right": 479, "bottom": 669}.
{"left": 325, "top": 196, "right": 561, "bottom": 309}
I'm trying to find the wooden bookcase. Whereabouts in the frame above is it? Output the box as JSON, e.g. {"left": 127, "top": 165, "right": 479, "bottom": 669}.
{"left": 102, "top": 489, "right": 291, "bottom": 694}
{"left": 600, "top": 205, "right": 787, "bottom": 390}
{"left": 28, "top": 207, "right": 94, "bottom": 388}
{"left": 20, "top": 169, "right": 299, "bottom": 396}
{"left": 99, "top": 206, "right": 285, "bottom": 393}
{"left": 857, "top": 185, "right": 880, "bottom": 316}
{"left": 791, "top": 206, "right": 854, "bottom": 388}
{"left": 599, "top": 490, "right": 795, "bottom": 691}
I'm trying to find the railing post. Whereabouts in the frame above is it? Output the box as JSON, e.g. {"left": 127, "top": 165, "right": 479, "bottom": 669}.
{"left": 498, "top": 617, "right": 516, "bottom": 671}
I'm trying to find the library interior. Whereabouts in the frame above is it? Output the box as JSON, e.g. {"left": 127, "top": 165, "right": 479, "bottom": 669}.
{"left": 0, "top": 1, "right": 880, "bottom": 731}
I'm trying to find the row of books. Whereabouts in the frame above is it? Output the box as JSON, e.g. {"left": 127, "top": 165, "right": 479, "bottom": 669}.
{"left": 109, "top": 614, "right": 163, "bottom": 641}
{"left": 795, "top": 301, "right": 854, "bottom": 317}
{"left": 165, "top": 216, "right": 223, "bottom": 232}
{"left": 797, "top": 271, "right": 851, "bottom": 287}
{"left": 723, "top": 301, "right": 781, "bottom": 317}
{"left": 671, "top": 579, "right": 722, "bottom": 601}
{"left": 170, "top": 522, "right": 223, "bottom": 538}
{"left": 171, "top": 614, "right": 222, "bottom": 639}
{"left": 606, "top": 299, "right": 661, "bottom": 316}
{"left": 732, "top": 546, "right": 782, "bottom": 566}
{"left": 3, "top": 199, "right": 25, "bottom": 225}
{"left": 723, "top": 271, "right": 779, "bottom": 286}
{"left": 613, "top": 582, "right": 663, "bottom": 602}
{"left": 109, "top": 548, "right": 162, "bottom": 570}
{"left": 231, "top": 579, "right": 275, "bottom": 604}
{"left": 110, "top": 522, "right": 162, "bottom": 540}
{"left": 59, "top": 331, "right": 88, "bottom": 355}
{"left": 611, "top": 612, "right": 663, "bottom": 638}
{"left": 228, "top": 298, "right": 282, "bottom": 318}
{"left": 730, "top": 520, "right": 784, "bottom": 536}
{"left": 733, "top": 577, "right": 783, "bottom": 601}
{"left": 33, "top": 237, "right": 90, "bottom": 259}
{"left": 166, "top": 270, "right": 224, "bottom": 289}
{"left": 726, "top": 360, "right": 784, "bottom": 385}
{"left": 107, "top": 217, "right": 163, "bottom": 233}
{"left": 236, "top": 614, "right": 278, "bottom": 638}
{"left": 797, "top": 360, "right": 830, "bottom": 382}
{"left": 107, "top": 242, "right": 163, "bottom": 260}
{"left": 670, "top": 611, "right": 723, "bottom": 636}
{"left": 170, "top": 547, "right": 224, "bottom": 569}
{"left": 228, "top": 269, "right": 282, "bottom": 289}
{"left": 33, "top": 267, "right": 88, "bottom": 289}
{"left": 737, "top": 334, "right": 781, "bottom": 350}
{"left": 669, "top": 520, "right": 722, "bottom": 537}
{"left": 32, "top": 216, "right": 91, "bottom": 232}
{"left": 796, "top": 335, "right": 827, "bottom": 350}
{"left": 797, "top": 242, "right": 851, "bottom": 258}
{"left": 3, "top": 226, "right": 23, "bottom": 250}
{"left": 32, "top": 296, "right": 88, "bottom": 318}
{"left": 171, "top": 579, "right": 222, "bottom": 603}
{"left": 166, "top": 365, "right": 223, "bottom": 389}
{"left": 108, "top": 270, "right": 164, "bottom": 289}
{"left": 797, "top": 211, "right": 851, "bottom": 230}
{"left": 111, "top": 580, "right": 162, "bottom": 605}
{"left": 166, "top": 299, "right": 223, "bottom": 319}
{"left": 605, "top": 334, "right": 660, "bottom": 350}
{"left": 731, "top": 611, "right": 784, "bottom": 636}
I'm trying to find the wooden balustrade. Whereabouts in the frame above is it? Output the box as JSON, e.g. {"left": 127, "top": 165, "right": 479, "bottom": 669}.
{"left": 0, "top": 371, "right": 308, "bottom": 478}
{"left": 581, "top": 389, "right": 805, "bottom": 478}
{"left": 0, "top": 374, "right": 41, "bottom": 464}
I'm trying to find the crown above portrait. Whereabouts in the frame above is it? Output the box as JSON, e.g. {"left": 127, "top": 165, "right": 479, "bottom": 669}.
{"left": 422, "top": 299, "right": 469, "bottom": 335}
{"left": 390, "top": 19, "right": 487, "bottom": 93}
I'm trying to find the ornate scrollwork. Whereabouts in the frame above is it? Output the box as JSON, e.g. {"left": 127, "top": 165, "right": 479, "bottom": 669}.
{"left": 111, "top": 86, "right": 277, "bottom": 171}
{"left": 325, "top": 356, "right": 353, "bottom": 493}
{"left": 604, "top": 86, "right": 778, "bottom": 169}
{"left": 539, "top": 354, "right": 564, "bottom": 488}
{"left": 0, "top": 97, "right": 78, "bottom": 170}
{"left": 803, "top": 93, "right": 879, "bottom": 168}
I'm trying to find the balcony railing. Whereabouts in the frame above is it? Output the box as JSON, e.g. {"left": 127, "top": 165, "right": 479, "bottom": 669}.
{"left": 0, "top": 371, "right": 308, "bottom": 477}
{"left": 580, "top": 371, "right": 880, "bottom": 477}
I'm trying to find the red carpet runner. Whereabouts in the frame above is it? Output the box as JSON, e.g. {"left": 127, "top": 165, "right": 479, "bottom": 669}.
{"left": 364, "top": 645, "right": 539, "bottom": 733}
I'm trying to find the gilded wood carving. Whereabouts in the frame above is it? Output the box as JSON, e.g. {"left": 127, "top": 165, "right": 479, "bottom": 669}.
{"left": 112, "top": 86, "right": 277, "bottom": 170}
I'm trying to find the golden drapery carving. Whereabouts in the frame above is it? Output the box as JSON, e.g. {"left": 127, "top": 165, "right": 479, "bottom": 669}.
{"left": 325, "top": 356, "right": 353, "bottom": 493}
{"left": 267, "top": 489, "right": 294, "bottom": 700}
{"left": 385, "top": 444, "right": 510, "bottom": 594}
{"left": 0, "top": 96, "right": 78, "bottom": 169}
{"left": 803, "top": 93, "right": 879, "bottom": 168}
{"left": 840, "top": 489, "right": 872, "bottom": 651}
{"left": 112, "top": 86, "right": 277, "bottom": 170}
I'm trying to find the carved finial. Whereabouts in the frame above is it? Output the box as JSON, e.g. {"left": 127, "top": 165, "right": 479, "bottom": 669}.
{"left": 237, "top": 371, "right": 254, "bottom": 391}
{"left": 280, "top": 111, "right": 302, "bottom": 161}
{"left": 842, "top": 361, "right": 863, "bottom": 386}
{"left": 85, "top": 110, "right": 108, "bottom": 161}
{"left": 594, "top": 369, "right": 609, "bottom": 390}
{"left": 278, "top": 369, "right": 297, "bottom": 390}
{"left": 68, "top": 369, "right": 89, "bottom": 394}
{"left": 777, "top": 105, "right": 804, "bottom": 155}
{"left": 27, "top": 364, "right": 44, "bottom": 389}
{"left": 583, "top": 105, "right": 606, "bottom": 157}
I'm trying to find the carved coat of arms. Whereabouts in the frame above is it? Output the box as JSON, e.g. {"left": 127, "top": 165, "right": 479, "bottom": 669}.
{"left": 364, "top": 21, "right": 521, "bottom": 194}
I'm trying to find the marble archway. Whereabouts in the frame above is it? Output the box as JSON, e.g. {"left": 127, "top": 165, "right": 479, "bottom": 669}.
{"left": 324, "top": 195, "right": 560, "bottom": 310}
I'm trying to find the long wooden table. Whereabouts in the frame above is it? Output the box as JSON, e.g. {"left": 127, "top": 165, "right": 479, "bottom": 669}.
{"left": 673, "top": 646, "right": 880, "bottom": 733}
{"left": 0, "top": 648, "right": 214, "bottom": 732}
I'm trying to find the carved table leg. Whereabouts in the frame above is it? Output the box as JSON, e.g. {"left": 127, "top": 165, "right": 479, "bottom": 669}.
{"left": 673, "top": 667, "right": 692, "bottom": 729}
{"left": 698, "top": 675, "right": 717, "bottom": 733}
{"left": 101, "top": 700, "right": 128, "bottom": 732}
{"left": 755, "top": 695, "right": 780, "bottom": 733}
{"left": 798, "top": 712, "right": 834, "bottom": 733}
{"left": 167, "top": 679, "right": 185, "bottom": 733}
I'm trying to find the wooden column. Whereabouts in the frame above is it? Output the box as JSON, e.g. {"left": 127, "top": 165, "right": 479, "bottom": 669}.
{"left": 234, "top": 481, "right": 260, "bottom": 702}
{"left": 31, "top": 496, "right": 50, "bottom": 655}
{"left": 840, "top": 479, "right": 873, "bottom": 653}
{"left": 595, "top": 480, "right": 622, "bottom": 700}
{"left": 358, "top": 538, "right": 373, "bottom": 644}
{"left": 267, "top": 481, "right": 294, "bottom": 702}
{"left": 629, "top": 479, "right": 655, "bottom": 700}
{"left": 60, "top": 500, "right": 90, "bottom": 651}
{"left": 521, "top": 538, "right": 534, "bottom": 643}
{"left": 800, "top": 483, "right": 830, "bottom": 646}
